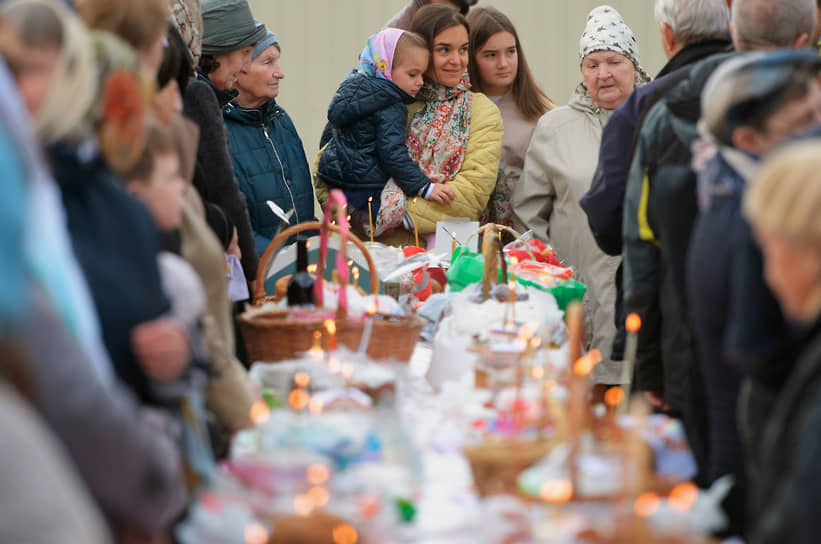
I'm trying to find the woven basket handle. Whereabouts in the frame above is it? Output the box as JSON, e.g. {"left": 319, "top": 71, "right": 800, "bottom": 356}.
{"left": 316, "top": 189, "right": 352, "bottom": 317}
{"left": 464, "top": 223, "right": 537, "bottom": 262}
{"left": 253, "top": 220, "right": 380, "bottom": 306}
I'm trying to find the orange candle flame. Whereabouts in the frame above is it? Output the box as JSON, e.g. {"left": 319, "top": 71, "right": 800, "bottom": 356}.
{"left": 634, "top": 492, "right": 661, "bottom": 518}
{"left": 332, "top": 524, "right": 359, "bottom": 544}
{"left": 626, "top": 313, "right": 642, "bottom": 334}
{"left": 669, "top": 481, "right": 698, "bottom": 512}
{"left": 324, "top": 319, "right": 337, "bottom": 335}
{"left": 249, "top": 401, "right": 270, "bottom": 425}
{"left": 328, "top": 357, "right": 341, "bottom": 373}
{"left": 307, "top": 463, "right": 330, "bottom": 485}
{"left": 539, "top": 478, "right": 573, "bottom": 503}
{"left": 289, "top": 388, "right": 310, "bottom": 411}
{"left": 573, "top": 349, "right": 602, "bottom": 376}
{"left": 308, "top": 396, "right": 324, "bottom": 415}
{"left": 294, "top": 371, "right": 311, "bottom": 388}
{"left": 307, "top": 485, "right": 331, "bottom": 508}
{"left": 243, "top": 522, "right": 269, "bottom": 544}
{"left": 604, "top": 386, "right": 625, "bottom": 407}
{"left": 294, "top": 494, "right": 314, "bottom": 517}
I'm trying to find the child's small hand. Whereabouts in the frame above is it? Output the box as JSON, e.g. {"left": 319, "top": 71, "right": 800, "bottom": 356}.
{"left": 131, "top": 319, "right": 190, "bottom": 383}
{"left": 227, "top": 227, "right": 241, "bottom": 259}
{"left": 427, "top": 183, "right": 456, "bottom": 205}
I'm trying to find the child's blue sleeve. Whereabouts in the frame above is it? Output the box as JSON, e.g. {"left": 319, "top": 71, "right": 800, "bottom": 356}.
{"left": 374, "top": 104, "right": 432, "bottom": 197}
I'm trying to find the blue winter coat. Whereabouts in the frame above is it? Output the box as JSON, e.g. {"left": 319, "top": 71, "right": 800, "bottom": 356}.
{"left": 317, "top": 71, "right": 431, "bottom": 211}
{"left": 223, "top": 99, "right": 316, "bottom": 256}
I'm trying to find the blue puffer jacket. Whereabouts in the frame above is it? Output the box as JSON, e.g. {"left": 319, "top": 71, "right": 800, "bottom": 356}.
{"left": 223, "top": 99, "right": 315, "bottom": 256}
{"left": 317, "top": 70, "right": 431, "bottom": 210}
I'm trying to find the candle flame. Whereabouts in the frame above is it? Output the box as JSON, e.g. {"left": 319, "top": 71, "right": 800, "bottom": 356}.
{"left": 294, "top": 494, "right": 314, "bottom": 517}
{"left": 539, "top": 478, "right": 573, "bottom": 503}
{"left": 604, "top": 386, "right": 625, "bottom": 407}
{"left": 368, "top": 196, "right": 373, "bottom": 203}
{"left": 573, "top": 349, "right": 602, "bottom": 376}
{"left": 352, "top": 266, "right": 360, "bottom": 282}
{"left": 634, "top": 492, "right": 661, "bottom": 518}
{"left": 294, "top": 371, "right": 311, "bottom": 388}
{"left": 307, "top": 485, "right": 331, "bottom": 508}
{"left": 669, "top": 482, "right": 698, "bottom": 512}
{"left": 328, "top": 357, "right": 341, "bottom": 373}
{"left": 307, "top": 264, "right": 318, "bottom": 274}
{"left": 332, "top": 524, "right": 359, "bottom": 544}
{"left": 347, "top": 259, "right": 353, "bottom": 267}
{"left": 626, "top": 313, "right": 642, "bottom": 333}
{"left": 243, "top": 522, "right": 269, "bottom": 544}
{"left": 305, "top": 240, "right": 311, "bottom": 249}
{"left": 531, "top": 337, "right": 543, "bottom": 350}
{"left": 307, "top": 463, "right": 330, "bottom": 485}
{"left": 511, "top": 256, "right": 519, "bottom": 267}
{"left": 289, "top": 388, "right": 310, "bottom": 411}
{"left": 324, "top": 319, "right": 337, "bottom": 335}
{"left": 249, "top": 401, "right": 270, "bottom": 425}
{"left": 309, "top": 396, "right": 324, "bottom": 415}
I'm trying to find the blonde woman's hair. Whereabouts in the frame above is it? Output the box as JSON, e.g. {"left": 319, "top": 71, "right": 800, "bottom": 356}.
{"left": 744, "top": 139, "right": 821, "bottom": 245}
{"left": 3, "top": 0, "right": 97, "bottom": 144}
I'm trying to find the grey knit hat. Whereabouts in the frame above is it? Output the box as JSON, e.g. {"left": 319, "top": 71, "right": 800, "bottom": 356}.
{"left": 251, "top": 25, "right": 278, "bottom": 60}
{"left": 201, "top": 0, "right": 265, "bottom": 55}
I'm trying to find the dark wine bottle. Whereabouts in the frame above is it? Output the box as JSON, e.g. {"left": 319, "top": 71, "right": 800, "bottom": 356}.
{"left": 287, "top": 238, "right": 315, "bottom": 306}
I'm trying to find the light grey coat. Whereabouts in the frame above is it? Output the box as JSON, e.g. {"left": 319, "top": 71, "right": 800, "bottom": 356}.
{"left": 513, "top": 84, "right": 623, "bottom": 384}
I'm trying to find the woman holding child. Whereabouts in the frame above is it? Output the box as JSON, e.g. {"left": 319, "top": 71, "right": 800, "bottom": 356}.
{"left": 316, "top": 4, "right": 503, "bottom": 246}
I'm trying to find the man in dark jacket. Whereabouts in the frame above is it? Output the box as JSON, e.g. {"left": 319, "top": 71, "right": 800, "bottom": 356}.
{"left": 622, "top": 0, "right": 818, "bottom": 535}
{"left": 579, "top": 0, "right": 731, "bottom": 364}
{"left": 689, "top": 51, "right": 821, "bottom": 537}
{"left": 581, "top": 0, "right": 732, "bottom": 257}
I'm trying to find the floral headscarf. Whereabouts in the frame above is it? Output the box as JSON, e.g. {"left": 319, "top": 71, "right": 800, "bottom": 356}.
{"left": 407, "top": 73, "right": 473, "bottom": 184}
{"left": 579, "top": 5, "right": 651, "bottom": 84}
{"left": 168, "top": 0, "right": 203, "bottom": 65}
{"left": 358, "top": 28, "right": 405, "bottom": 81}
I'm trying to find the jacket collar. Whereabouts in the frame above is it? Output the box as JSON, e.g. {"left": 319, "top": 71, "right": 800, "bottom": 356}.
{"left": 665, "top": 52, "right": 736, "bottom": 123}
{"left": 568, "top": 83, "right": 616, "bottom": 124}
{"left": 196, "top": 69, "right": 239, "bottom": 108}
{"left": 656, "top": 38, "right": 733, "bottom": 79}
{"left": 224, "top": 98, "right": 283, "bottom": 125}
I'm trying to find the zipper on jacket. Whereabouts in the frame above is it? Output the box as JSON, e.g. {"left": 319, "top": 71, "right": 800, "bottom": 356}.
{"left": 262, "top": 124, "right": 299, "bottom": 225}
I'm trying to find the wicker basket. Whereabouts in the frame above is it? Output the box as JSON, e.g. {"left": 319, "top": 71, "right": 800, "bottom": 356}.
{"left": 238, "top": 190, "right": 424, "bottom": 363}
{"left": 463, "top": 438, "right": 553, "bottom": 497}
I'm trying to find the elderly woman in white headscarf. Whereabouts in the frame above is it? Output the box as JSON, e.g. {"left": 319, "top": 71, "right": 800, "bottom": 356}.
{"left": 513, "top": 5, "right": 650, "bottom": 391}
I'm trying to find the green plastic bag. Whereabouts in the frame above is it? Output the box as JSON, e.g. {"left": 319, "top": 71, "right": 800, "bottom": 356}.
{"left": 447, "top": 248, "right": 586, "bottom": 310}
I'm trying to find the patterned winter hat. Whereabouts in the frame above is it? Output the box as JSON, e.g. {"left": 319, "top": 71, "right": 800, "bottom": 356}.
{"left": 579, "top": 5, "right": 650, "bottom": 83}
{"left": 701, "top": 49, "right": 821, "bottom": 146}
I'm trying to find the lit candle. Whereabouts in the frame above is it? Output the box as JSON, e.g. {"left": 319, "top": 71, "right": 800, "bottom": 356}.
{"left": 367, "top": 196, "right": 374, "bottom": 243}
{"left": 620, "top": 313, "right": 642, "bottom": 412}
{"left": 412, "top": 197, "right": 419, "bottom": 248}
{"left": 451, "top": 232, "right": 457, "bottom": 256}
{"left": 508, "top": 278, "right": 517, "bottom": 323}
{"left": 309, "top": 331, "right": 324, "bottom": 360}
{"left": 324, "top": 319, "right": 337, "bottom": 351}
{"left": 352, "top": 266, "right": 360, "bottom": 286}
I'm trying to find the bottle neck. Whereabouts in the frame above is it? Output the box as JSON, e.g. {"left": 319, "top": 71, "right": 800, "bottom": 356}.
{"left": 296, "top": 238, "right": 308, "bottom": 272}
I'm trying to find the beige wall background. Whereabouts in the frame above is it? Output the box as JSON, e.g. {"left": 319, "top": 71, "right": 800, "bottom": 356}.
{"left": 248, "top": 0, "right": 666, "bottom": 161}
